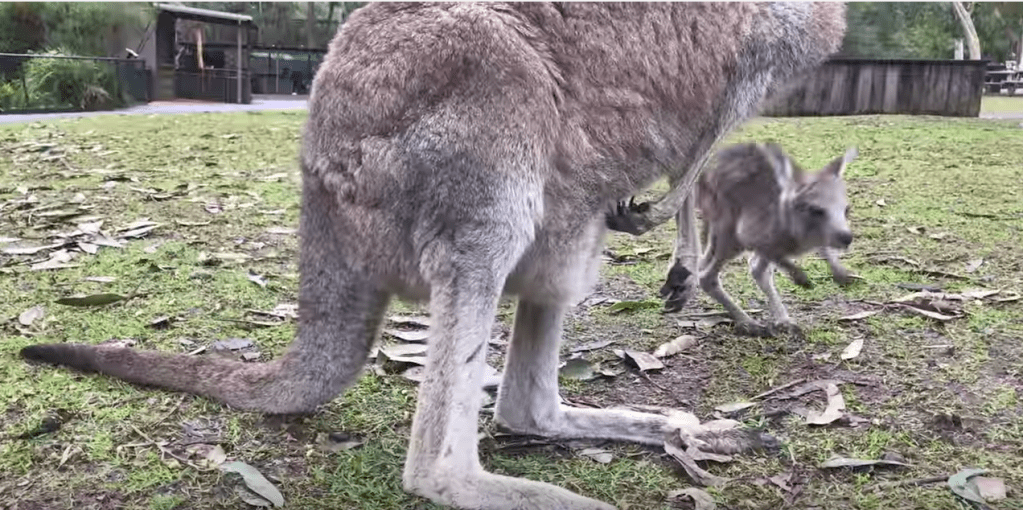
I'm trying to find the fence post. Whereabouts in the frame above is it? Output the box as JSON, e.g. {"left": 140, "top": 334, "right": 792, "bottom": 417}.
{"left": 237, "top": 20, "right": 243, "bottom": 104}
{"left": 114, "top": 61, "right": 121, "bottom": 104}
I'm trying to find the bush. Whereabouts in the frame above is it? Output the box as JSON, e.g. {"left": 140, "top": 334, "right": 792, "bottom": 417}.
{"left": 21, "top": 50, "right": 126, "bottom": 110}
{"left": 0, "top": 80, "right": 29, "bottom": 112}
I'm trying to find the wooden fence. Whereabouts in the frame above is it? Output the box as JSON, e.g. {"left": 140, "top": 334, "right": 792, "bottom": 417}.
{"left": 762, "top": 58, "right": 988, "bottom": 118}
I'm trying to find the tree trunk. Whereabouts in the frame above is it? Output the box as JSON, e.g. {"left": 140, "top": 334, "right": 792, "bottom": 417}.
{"left": 951, "top": 1, "right": 982, "bottom": 60}
{"left": 306, "top": 2, "right": 316, "bottom": 48}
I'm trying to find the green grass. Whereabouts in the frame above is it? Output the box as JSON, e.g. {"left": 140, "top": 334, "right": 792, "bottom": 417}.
{"left": 2, "top": 111, "right": 1023, "bottom": 509}
{"left": 980, "top": 94, "right": 1023, "bottom": 115}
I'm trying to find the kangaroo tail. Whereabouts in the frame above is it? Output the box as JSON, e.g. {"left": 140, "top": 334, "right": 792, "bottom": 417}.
{"left": 19, "top": 343, "right": 318, "bottom": 413}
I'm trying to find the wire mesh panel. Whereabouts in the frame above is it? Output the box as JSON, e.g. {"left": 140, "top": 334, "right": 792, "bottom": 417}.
{"left": 0, "top": 53, "right": 150, "bottom": 114}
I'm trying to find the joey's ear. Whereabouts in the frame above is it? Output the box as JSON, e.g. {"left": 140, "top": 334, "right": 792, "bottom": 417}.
{"left": 824, "top": 147, "right": 858, "bottom": 178}
{"left": 758, "top": 143, "right": 794, "bottom": 189}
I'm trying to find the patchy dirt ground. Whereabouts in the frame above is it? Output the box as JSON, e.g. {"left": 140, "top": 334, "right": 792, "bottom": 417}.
{"left": 1, "top": 109, "right": 1022, "bottom": 510}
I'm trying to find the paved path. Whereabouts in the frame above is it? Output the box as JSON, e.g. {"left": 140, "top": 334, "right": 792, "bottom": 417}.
{"left": 5, "top": 94, "right": 1023, "bottom": 124}
{"left": 0, "top": 95, "right": 309, "bottom": 125}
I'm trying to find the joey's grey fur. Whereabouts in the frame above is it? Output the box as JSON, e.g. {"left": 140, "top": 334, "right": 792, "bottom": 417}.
{"left": 696, "top": 143, "right": 858, "bottom": 337}
{"left": 22, "top": 3, "right": 846, "bottom": 509}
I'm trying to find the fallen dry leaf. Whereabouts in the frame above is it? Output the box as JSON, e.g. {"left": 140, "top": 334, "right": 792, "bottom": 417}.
{"left": 18, "top": 305, "right": 45, "bottom": 326}
{"left": 947, "top": 468, "right": 989, "bottom": 506}
{"left": 220, "top": 461, "right": 284, "bottom": 507}
{"left": 55, "top": 293, "right": 126, "bottom": 307}
{"left": 805, "top": 383, "right": 845, "bottom": 425}
{"left": 965, "top": 258, "right": 984, "bottom": 273}
{"left": 2, "top": 242, "right": 65, "bottom": 255}
{"left": 971, "top": 476, "right": 1007, "bottom": 502}
{"left": 247, "top": 271, "right": 267, "bottom": 288}
{"left": 653, "top": 335, "right": 697, "bottom": 358}
{"left": 900, "top": 303, "right": 958, "bottom": 321}
{"left": 380, "top": 343, "right": 429, "bottom": 358}
{"left": 211, "top": 338, "right": 254, "bottom": 351}
{"left": 616, "top": 349, "right": 664, "bottom": 372}
{"left": 820, "top": 456, "right": 910, "bottom": 469}
{"left": 663, "top": 442, "right": 729, "bottom": 487}
{"left": 714, "top": 401, "right": 756, "bottom": 414}
{"left": 840, "top": 338, "right": 864, "bottom": 360}
{"left": 31, "top": 251, "right": 78, "bottom": 271}
{"left": 570, "top": 339, "right": 615, "bottom": 353}
{"left": 838, "top": 310, "right": 880, "bottom": 321}
{"left": 198, "top": 445, "right": 227, "bottom": 469}
{"left": 175, "top": 219, "right": 211, "bottom": 227}
{"left": 77, "top": 241, "right": 99, "bottom": 254}
{"left": 686, "top": 445, "right": 734, "bottom": 463}
{"left": 608, "top": 299, "right": 661, "bottom": 314}
{"left": 317, "top": 431, "right": 365, "bottom": 453}
{"left": 560, "top": 357, "right": 598, "bottom": 381}
{"left": 578, "top": 447, "right": 614, "bottom": 464}
{"left": 384, "top": 329, "right": 430, "bottom": 343}
{"left": 667, "top": 487, "right": 716, "bottom": 510}
{"left": 386, "top": 315, "right": 430, "bottom": 328}
{"left": 119, "top": 224, "right": 159, "bottom": 239}
{"left": 961, "top": 289, "right": 1000, "bottom": 300}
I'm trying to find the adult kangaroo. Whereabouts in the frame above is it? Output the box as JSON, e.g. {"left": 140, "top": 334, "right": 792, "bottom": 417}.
{"left": 23, "top": 3, "right": 847, "bottom": 509}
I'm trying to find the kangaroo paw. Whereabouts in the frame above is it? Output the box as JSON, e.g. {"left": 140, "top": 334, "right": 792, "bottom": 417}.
{"left": 605, "top": 197, "right": 654, "bottom": 236}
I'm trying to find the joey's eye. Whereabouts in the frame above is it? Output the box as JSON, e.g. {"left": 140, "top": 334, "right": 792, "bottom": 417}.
{"left": 807, "top": 206, "right": 826, "bottom": 218}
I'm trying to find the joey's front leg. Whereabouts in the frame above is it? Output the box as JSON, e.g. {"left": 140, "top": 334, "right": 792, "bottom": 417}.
{"left": 661, "top": 190, "right": 700, "bottom": 312}
{"left": 819, "top": 247, "right": 859, "bottom": 286}
{"left": 775, "top": 258, "right": 812, "bottom": 289}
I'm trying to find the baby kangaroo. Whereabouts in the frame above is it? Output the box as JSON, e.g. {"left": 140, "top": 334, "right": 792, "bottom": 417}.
{"left": 697, "top": 143, "right": 859, "bottom": 337}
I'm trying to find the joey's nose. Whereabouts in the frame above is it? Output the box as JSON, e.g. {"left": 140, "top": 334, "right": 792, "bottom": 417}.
{"left": 836, "top": 231, "right": 853, "bottom": 248}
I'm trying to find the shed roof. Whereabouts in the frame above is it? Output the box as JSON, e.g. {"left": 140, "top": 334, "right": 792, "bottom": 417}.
{"left": 155, "top": 3, "right": 254, "bottom": 25}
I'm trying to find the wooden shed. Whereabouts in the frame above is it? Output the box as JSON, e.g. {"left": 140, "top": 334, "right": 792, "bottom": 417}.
{"left": 153, "top": 3, "right": 256, "bottom": 104}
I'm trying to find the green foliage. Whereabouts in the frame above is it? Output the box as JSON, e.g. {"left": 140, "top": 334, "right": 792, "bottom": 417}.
{"left": 842, "top": 3, "right": 957, "bottom": 59}
{"left": 182, "top": 2, "right": 368, "bottom": 48}
{"left": 20, "top": 50, "right": 126, "bottom": 110}
{"left": 39, "top": 3, "right": 151, "bottom": 57}
{"left": 0, "top": 3, "right": 47, "bottom": 54}
{"left": 0, "top": 2, "right": 150, "bottom": 56}
{"left": 975, "top": 3, "right": 1023, "bottom": 63}
{"left": 843, "top": 2, "right": 1022, "bottom": 62}
{"left": 0, "top": 80, "right": 29, "bottom": 111}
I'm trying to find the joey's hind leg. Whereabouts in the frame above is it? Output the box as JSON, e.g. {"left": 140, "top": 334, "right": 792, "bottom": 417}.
{"left": 698, "top": 236, "right": 770, "bottom": 338}
{"left": 748, "top": 254, "right": 801, "bottom": 337}
{"left": 496, "top": 299, "right": 703, "bottom": 446}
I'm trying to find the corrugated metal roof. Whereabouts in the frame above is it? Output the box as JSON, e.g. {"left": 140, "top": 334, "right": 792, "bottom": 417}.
{"left": 155, "top": 3, "right": 254, "bottom": 23}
